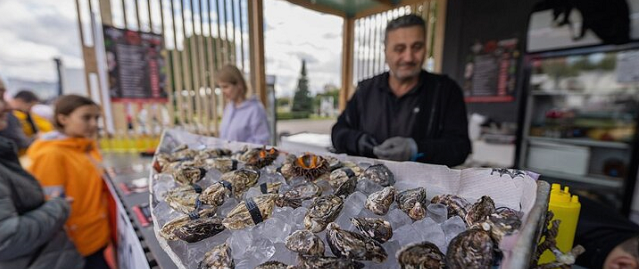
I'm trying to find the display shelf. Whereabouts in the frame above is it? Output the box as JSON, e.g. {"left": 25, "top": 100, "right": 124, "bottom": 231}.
{"left": 527, "top": 136, "right": 630, "bottom": 149}
{"left": 524, "top": 166, "right": 624, "bottom": 189}
{"left": 530, "top": 90, "right": 637, "bottom": 96}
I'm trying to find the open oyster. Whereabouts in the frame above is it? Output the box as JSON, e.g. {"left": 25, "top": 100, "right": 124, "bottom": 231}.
{"left": 289, "top": 153, "right": 330, "bottom": 180}
{"left": 297, "top": 255, "right": 364, "bottom": 269}
{"left": 334, "top": 175, "right": 357, "bottom": 198}
{"left": 173, "top": 216, "right": 225, "bottom": 243}
{"left": 304, "top": 195, "right": 344, "bottom": 233}
{"left": 255, "top": 261, "right": 288, "bottom": 269}
{"left": 277, "top": 182, "right": 321, "bottom": 208}
{"left": 329, "top": 167, "right": 357, "bottom": 188}
{"left": 285, "top": 230, "right": 325, "bottom": 256}
{"left": 397, "top": 241, "right": 446, "bottom": 269}
{"left": 198, "top": 243, "right": 234, "bottom": 269}
{"left": 481, "top": 207, "right": 522, "bottom": 243}
{"left": 430, "top": 194, "right": 471, "bottom": 219}
{"left": 465, "top": 196, "right": 496, "bottom": 227}
{"left": 359, "top": 164, "right": 394, "bottom": 187}
{"left": 351, "top": 217, "right": 393, "bottom": 243}
{"left": 222, "top": 194, "right": 278, "bottom": 230}
{"left": 365, "top": 186, "right": 396, "bottom": 215}
{"left": 446, "top": 229, "right": 494, "bottom": 269}
{"left": 396, "top": 187, "right": 428, "bottom": 220}
{"left": 220, "top": 168, "right": 260, "bottom": 199}
{"left": 243, "top": 147, "right": 280, "bottom": 169}
{"left": 173, "top": 166, "right": 207, "bottom": 185}
{"left": 326, "top": 222, "right": 388, "bottom": 263}
{"left": 160, "top": 208, "right": 217, "bottom": 240}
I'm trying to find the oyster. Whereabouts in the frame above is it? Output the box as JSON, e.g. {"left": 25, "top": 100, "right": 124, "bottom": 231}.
{"left": 289, "top": 153, "right": 330, "bottom": 180}
{"left": 200, "top": 148, "right": 232, "bottom": 158}
{"left": 200, "top": 182, "right": 229, "bottom": 206}
{"left": 365, "top": 186, "right": 396, "bottom": 215}
{"left": 198, "top": 243, "right": 234, "bottom": 269}
{"left": 173, "top": 216, "right": 225, "bottom": 243}
{"left": 396, "top": 187, "right": 428, "bottom": 220}
{"left": 397, "top": 241, "right": 446, "bottom": 269}
{"left": 209, "top": 157, "right": 238, "bottom": 173}
{"left": 430, "top": 194, "right": 471, "bottom": 219}
{"left": 329, "top": 167, "right": 357, "bottom": 188}
{"left": 164, "top": 184, "right": 205, "bottom": 214}
{"left": 325, "top": 223, "right": 388, "bottom": 263}
{"left": 277, "top": 182, "right": 321, "bottom": 208}
{"left": 334, "top": 175, "right": 357, "bottom": 198}
{"left": 351, "top": 217, "right": 393, "bottom": 243}
{"left": 285, "top": 230, "right": 325, "bottom": 256}
{"left": 160, "top": 208, "right": 216, "bottom": 240}
{"left": 304, "top": 195, "right": 344, "bottom": 233}
{"left": 220, "top": 168, "right": 260, "bottom": 199}
{"left": 297, "top": 255, "right": 364, "bottom": 269}
{"left": 259, "top": 182, "right": 283, "bottom": 194}
{"left": 481, "top": 207, "right": 522, "bottom": 243}
{"left": 465, "top": 196, "right": 496, "bottom": 227}
{"left": 359, "top": 164, "right": 394, "bottom": 187}
{"left": 243, "top": 147, "right": 280, "bottom": 168}
{"left": 173, "top": 166, "right": 207, "bottom": 185}
{"left": 446, "top": 229, "right": 494, "bottom": 269}
{"left": 222, "top": 194, "right": 278, "bottom": 230}
{"left": 255, "top": 261, "right": 288, "bottom": 269}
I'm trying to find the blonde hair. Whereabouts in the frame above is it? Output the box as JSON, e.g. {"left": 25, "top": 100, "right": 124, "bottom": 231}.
{"left": 216, "top": 64, "right": 248, "bottom": 98}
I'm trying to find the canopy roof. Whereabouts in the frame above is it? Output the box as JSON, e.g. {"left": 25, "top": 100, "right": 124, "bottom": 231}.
{"left": 286, "top": 0, "right": 422, "bottom": 18}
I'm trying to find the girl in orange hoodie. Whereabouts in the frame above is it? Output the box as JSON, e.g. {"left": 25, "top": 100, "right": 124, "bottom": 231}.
{"left": 27, "top": 95, "right": 110, "bottom": 269}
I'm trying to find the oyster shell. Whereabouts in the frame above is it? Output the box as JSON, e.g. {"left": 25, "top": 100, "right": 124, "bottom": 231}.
{"left": 430, "top": 194, "right": 471, "bottom": 219}
{"left": 277, "top": 182, "right": 321, "bottom": 208}
{"left": 446, "top": 229, "right": 494, "bottom": 269}
{"left": 164, "top": 184, "right": 207, "bottom": 214}
{"left": 220, "top": 168, "right": 260, "bottom": 199}
{"left": 481, "top": 207, "right": 522, "bottom": 243}
{"left": 304, "top": 195, "right": 344, "bottom": 232}
{"left": 198, "top": 243, "right": 234, "bottom": 269}
{"left": 289, "top": 153, "right": 330, "bottom": 180}
{"left": 365, "top": 186, "right": 396, "bottom": 215}
{"left": 255, "top": 261, "right": 288, "bottom": 269}
{"left": 329, "top": 167, "right": 357, "bottom": 188}
{"left": 325, "top": 222, "right": 388, "bottom": 263}
{"left": 334, "top": 175, "right": 357, "bottom": 198}
{"left": 243, "top": 147, "right": 280, "bottom": 169}
{"left": 396, "top": 187, "right": 428, "bottom": 220}
{"left": 285, "top": 230, "right": 325, "bottom": 256}
{"left": 173, "top": 166, "right": 207, "bottom": 185}
{"left": 297, "top": 255, "right": 364, "bottom": 269}
{"left": 397, "top": 241, "right": 446, "bottom": 269}
{"left": 351, "top": 217, "right": 393, "bottom": 243}
{"left": 209, "top": 157, "right": 238, "bottom": 173}
{"left": 222, "top": 194, "right": 278, "bottom": 230}
{"left": 465, "top": 196, "right": 496, "bottom": 227}
{"left": 259, "top": 182, "right": 283, "bottom": 194}
{"left": 173, "top": 216, "right": 225, "bottom": 243}
{"left": 359, "top": 164, "right": 394, "bottom": 187}
{"left": 199, "top": 148, "right": 232, "bottom": 159}
{"left": 200, "top": 182, "right": 229, "bottom": 206}
{"left": 160, "top": 208, "right": 216, "bottom": 240}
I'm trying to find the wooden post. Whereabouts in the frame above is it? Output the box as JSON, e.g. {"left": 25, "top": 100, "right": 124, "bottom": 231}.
{"left": 248, "top": 0, "right": 266, "bottom": 107}
{"left": 433, "top": 0, "right": 447, "bottom": 73}
{"left": 340, "top": 16, "right": 354, "bottom": 111}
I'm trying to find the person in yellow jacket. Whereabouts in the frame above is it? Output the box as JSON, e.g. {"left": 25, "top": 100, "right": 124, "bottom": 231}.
{"left": 10, "top": 90, "right": 54, "bottom": 138}
{"left": 27, "top": 94, "right": 110, "bottom": 269}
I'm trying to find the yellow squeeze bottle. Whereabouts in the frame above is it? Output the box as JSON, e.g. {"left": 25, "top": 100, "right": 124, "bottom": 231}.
{"left": 539, "top": 183, "right": 581, "bottom": 264}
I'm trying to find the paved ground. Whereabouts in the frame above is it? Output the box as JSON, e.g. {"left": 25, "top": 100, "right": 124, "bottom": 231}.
{"left": 275, "top": 118, "right": 336, "bottom": 137}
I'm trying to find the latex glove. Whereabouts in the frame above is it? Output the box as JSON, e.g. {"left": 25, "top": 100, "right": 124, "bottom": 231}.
{"left": 357, "top": 133, "right": 379, "bottom": 158}
{"left": 373, "top": 137, "right": 418, "bottom": 161}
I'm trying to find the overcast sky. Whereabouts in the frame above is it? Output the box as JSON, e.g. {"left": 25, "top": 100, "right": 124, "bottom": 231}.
{"left": 0, "top": 0, "right": 342, "bottom": 97}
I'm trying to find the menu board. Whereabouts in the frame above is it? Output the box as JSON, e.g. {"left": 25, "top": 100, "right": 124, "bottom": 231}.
{"left": 103, "top": 26, "right": 167, "bottom": 102}
{"left": 463, "top": 38, "right": 519, "bottom": 103}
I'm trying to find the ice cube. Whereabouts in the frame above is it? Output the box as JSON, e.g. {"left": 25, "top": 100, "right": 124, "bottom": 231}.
{"left": 244, "top": 186, "right": 263, "bottom": 199}
{"left": 270, "top": 243, "right": 297, "bottom": 265}
{"left": 386, "top": 208, "right": 412, "bottom": 229}
{"left": 247, "top": 238, "right": 276, "bottom": 264}
{"left": 368, "top": 240, "right": 401, "bottom": 269}
{"left": 441, "top": 215, "right": 467, "bottom": 250}
{"left": 259, "top": 218, "right": 292, "bottom": 244}
{"left": 356, "top": 179, "right": 383, "bottom": 195}
{"left": 427, "top": 203, "right": 448, "bottom": 223}
{"left": 302, "top": 199, "right": 314, "bottom": 208}
{"left": 315, "top": 179, "right": 334, "bottom": 195}
{"left": 391, "top": 225, "right": 421, "bottom": 246}
{"left": 227, "top": 229, "right": 252, "bottom": 259}
{"left": 290, "top": 206, "right": 308, "bottom": 231}
{"left": 218, "top": 198, "right": 239, "bottom": 217}
{"left": 335, "top": 211, "right": 356, "bottom": 231}
{"left": 412, "top": 218, "right": 446, "bottom": 251}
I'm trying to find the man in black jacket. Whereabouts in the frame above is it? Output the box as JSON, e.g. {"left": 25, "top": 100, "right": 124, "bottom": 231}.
{"left": 332, "top": 14, "right": 471, "bottom": 167}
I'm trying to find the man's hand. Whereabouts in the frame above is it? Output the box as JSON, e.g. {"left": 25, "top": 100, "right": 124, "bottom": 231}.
{"left": 373, "top": 137, "right": 418, "bottom": 161}
{"left": 357, "top": 133, "right": 379, "bottom": 157}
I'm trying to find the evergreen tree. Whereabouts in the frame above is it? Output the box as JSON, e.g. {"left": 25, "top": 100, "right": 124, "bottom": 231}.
{"left": 292, "top": 60, "right": 313, "bottom": 113}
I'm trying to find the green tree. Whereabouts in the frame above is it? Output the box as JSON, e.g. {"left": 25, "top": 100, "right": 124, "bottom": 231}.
{"left": 292, "top": 60, "right": 313, "bottom": 113}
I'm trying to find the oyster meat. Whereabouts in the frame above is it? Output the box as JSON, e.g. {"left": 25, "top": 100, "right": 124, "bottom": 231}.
{"left": 198, "top": 243, "right": 234, "bottom": 269}
{"left": 173, "top": 216, "right": 225, "bottom": 243}
{"left": 446, "top": 229, "right": 494, "bottom": 269}
{"left": 304, "top": 195, "right": 344, "bottom": 233}
{"left": 359, "top": 164, "right": 395, "bottom": 187}
{"left": 173, "top": 166, "right": 207, "bottom": 185}
{"left": 334, "top": 175, "right": 357, "bottom": 198}
{"left": 396, "top": 187, "right": 428, "bottom": 220}
{"left": 255, "top": 261, "right": 288, "bottom": 269}
{"left": 325, "top": 222, "right": 388, "bottom": 263}
{"left": 351, "top": 217, "right": 393, "bottom": 243}
{"left": 365, "top": 186, "right": 396, "bottom": 215}
{"left": 220, "top": 168, "right": 260, "bottom": 199}
{"left": 285, "top": 230, "right": 325, "bottom": 256}
{"left": 430, "top": 194, "right": 471, "bottom": 219}
{"left": 465, "top": 196, "right": 496, "bottom": 227}
{"left": 397, "top": 241, "right": 446, "bottom": 269}
{"left": 222, "top": 194, "right": 278, "bottom": 230}
{"left": 160, "top": 208, "right": 217, "bottom": 240}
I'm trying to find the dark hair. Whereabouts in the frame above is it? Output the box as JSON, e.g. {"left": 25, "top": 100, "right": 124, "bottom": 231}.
{"left": 54, "top": 94, "right": 99, "bottom": 129}
{"left": 14, "top": 90, "right": 40, "bottom": 103}
{"left": 385, "top": 14, "right": 426, "bottom": 44}
{"left": 620, "top": 236, "right": 639, "bottom": 260}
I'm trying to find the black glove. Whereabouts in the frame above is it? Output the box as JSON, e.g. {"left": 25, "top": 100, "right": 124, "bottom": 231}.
{"left": 357, "top": 133, "right": 379, "bottom": 158}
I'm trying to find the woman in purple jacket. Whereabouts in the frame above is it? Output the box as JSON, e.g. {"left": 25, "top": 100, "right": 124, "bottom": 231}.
{"left": 217, "top": 64, "right": 270, "bottom": 145}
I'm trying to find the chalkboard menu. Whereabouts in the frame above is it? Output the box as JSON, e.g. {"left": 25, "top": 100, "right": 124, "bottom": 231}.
{"left": 463, "top": 38, "right": 519, "bottom": 103}
{"left": 103, "top": 26, "right": 167, "bottom": 102}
